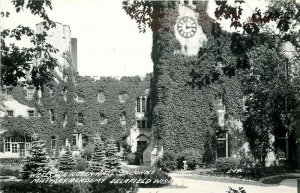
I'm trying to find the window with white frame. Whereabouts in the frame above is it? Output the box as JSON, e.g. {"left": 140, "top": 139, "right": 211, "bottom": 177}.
{"left": 27, "top": 87, "right": 35, "bottom": 100}
{"left": 4, "top": 138, "right": 10, "bottom": 152}
{"left": 136, "top": 97, "right": 141, "bottom": 112}
{"left": 142, "top": 98, "right": 146, "bottom": 112}
{"left": 12, "top": 144, "right": 18, "bottom": 153}
{"left": 4, "top": 137, "right": 31, "bottom": 155}
{"left": 136, "top": 97, "right": 148, "bottom": 113}
{"left": 97, "top": 92, "right": 105, "bottom": 102}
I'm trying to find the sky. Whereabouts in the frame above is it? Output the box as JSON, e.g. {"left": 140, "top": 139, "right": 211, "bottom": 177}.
{"left": 0, "top": 0, "right": 153, "bottom": 77}
{"left": 1, "top": 0, "right": 298, "bottom": 77}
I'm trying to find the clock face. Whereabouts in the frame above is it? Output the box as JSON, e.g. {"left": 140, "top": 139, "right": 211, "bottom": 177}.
{"left": 177, "top": 16, "right": 197, "bottom": 38}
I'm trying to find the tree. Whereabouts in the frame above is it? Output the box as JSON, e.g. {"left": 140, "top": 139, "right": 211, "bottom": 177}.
{"left": 59, "top": 146, "right": 75, "bottom": 171}
{"left": 22, "top": 133, "right": 55, "bottom": 179}
{"left": 1, "top": 0, "right": 58, "bottom": 89}
{"left": 89, "top": 139, "right": 106, "bottom": 172}
{"left": 241, "top": 42, "right": 300, "bottom": 166}
{"left": 105, "top": 140, "right": 121, "bottom": 174}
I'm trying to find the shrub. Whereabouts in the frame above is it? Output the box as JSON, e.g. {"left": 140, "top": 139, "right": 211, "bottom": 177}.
{"left": 74, "top": 158, "right": 89, "bottom": 171}
{"left": 0, "top": 180, "right": 76, "bottom": 193}
{"left": 215, "top": 157, "right": 240, "bottom": 173}
{"left": 0, "top": 167, "right": 20, "bottom": 176}
{"left": 178, "top": 149, "right": 203, "bottom": 170}
{"left": 157, "top": 151, "right": 177, "bottom": 172}
{"left": 0, "top": 177, "right": 139, "bottom": 193}
{"left": 127, "top": 152, "right": 136, "bottom": 165}
{"left": 0, "top": 158, "right": 23, "bottom": 165}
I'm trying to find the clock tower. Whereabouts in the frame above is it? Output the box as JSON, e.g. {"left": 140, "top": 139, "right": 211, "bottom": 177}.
{"left": 174, "top": 1, "right": 208, "bottom": 56}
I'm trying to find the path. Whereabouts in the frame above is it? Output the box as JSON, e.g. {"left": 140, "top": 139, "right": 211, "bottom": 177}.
{"left": 138, "top": 172, "right": 298, "bottom": 193}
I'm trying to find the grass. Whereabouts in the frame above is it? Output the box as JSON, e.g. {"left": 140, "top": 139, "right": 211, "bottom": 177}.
{"left": 260, "top": 174, "right": 300, "bottom": 184}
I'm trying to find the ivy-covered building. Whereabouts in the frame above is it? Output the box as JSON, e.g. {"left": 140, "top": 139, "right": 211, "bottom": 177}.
{"left": 0, "top": 22, "right": 153, "bottom": 160}
{"left": 125, "top": 0, "right": 300, "bottom": 167}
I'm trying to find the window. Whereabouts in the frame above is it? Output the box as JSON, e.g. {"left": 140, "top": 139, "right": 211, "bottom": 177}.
{"left": 51, "top": 136, "right": 56, "bottom": 150}
{"left": 5, "top": 143, "right": 10, "bottom": 152}
{"left": 216, "top": 130, "right": 228, "bottom": 158}
{"left": 137, "top": 97, "right": 148, "bottom": 113}
{"left": 12, "top": 144, "right": 18, "bottom": 153}
{"left": 6, "top": 110, "right": 14, "bottom": 117}
{"left": 120, "top": 112, "right": 126, "bottom": 125}
{"left": 0, "top": 88, "right": 6, "bottom": 99}
{"left": 97, "top": 92, "right": 105, "bottom": 102}
{"left": 119, "top": 92, "right": 129, "bottom": 103}
{"left": 27, "top": 110, "right": 35, "bottom": 117}
{"left": 147, "top": 98, "right": 150, "bottom": 112}
{"left": 218, "top": 111, "right": 225, "bottom": 127}
{"left": 49, "top": 89, "right": 54, "bottom": 97}
{"left": 137, "top": 120, "right": 142, "bottom": 128}
{"left": 75, "top": 93, "right": 84, "bottom": 102}
{"left": 137, "top": 120, "right": 148, "bottom": 129}
{"left": 77, "top": 113, "right": 84, "bottom": 125}
{"left": 136, "top": 97, "right": 141, "bottom": 112}
{"left": 7, "top": 88, "right": 13, "bottom": 100}
{"left": 62, "top": 87, "right": 67, "bottom": 101}
{"left": 63, "top": 112, "right": 67, "bottom": 124}
{"left": 72, "top": 135, "right": 77, "bottom": 146}
{"left": 0, "top": 88, "right": 13, "bottom": 100}
{"left": 142, "top": 98, "right": 146, "bottom": 112}
{"left": 62, "top": 87, "right": 67, "bottom": 94}
{"left": 242, "top": 96, "right": 248, "bottom": 111}
{"left": 99, "top": 113, "right": 108, "bottom": 125}
{"left": 142, "top": 120, "right": 147, "bottom": 128}
{"left": 50, "top": 109, "right": 55, "bottom": 122}
{"left": 27, "top": 87, "right": 35, "bottom": 100}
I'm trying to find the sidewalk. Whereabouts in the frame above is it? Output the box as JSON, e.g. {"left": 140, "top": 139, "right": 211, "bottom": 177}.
{"left": 138, "top": 172, "right": 298, "bottom": 193}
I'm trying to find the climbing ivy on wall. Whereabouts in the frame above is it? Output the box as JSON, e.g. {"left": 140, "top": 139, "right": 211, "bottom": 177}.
{"left": 72, "top": 74, "right": 151, "bottom": 141}
{"left": 137, "top": 1, "right": 244, "bottom": 160}
{"left": 1, "top": 67, "right": 152, "bottom": 154}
